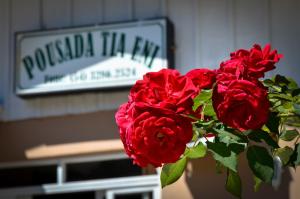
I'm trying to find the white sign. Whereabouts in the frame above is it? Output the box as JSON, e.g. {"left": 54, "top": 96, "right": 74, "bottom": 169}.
{"left": 16, "top": 19, "right": 171, "bottom": 96}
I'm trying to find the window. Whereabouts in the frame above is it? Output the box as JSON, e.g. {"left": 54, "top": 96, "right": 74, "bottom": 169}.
{"left": 0, "top": 165, "right": 56, "bottom": 188}
{"left": 33, "top": 191, "right": 95, "bottom": 199}
{"left": 114, "top": 192, "right": 152, "bottom": 199}
{"left": 66, "top": 159, "right": 143, "bottom": 182}
{"left": 0, "top": 153, "right": 161, "bottom": 199}
{"left": 107, "top": 187, "right": 159, "bottom": 199}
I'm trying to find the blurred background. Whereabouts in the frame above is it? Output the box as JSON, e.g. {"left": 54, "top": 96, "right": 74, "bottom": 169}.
{"left": 0, "top": 0, "right": 299, "bottom": 198}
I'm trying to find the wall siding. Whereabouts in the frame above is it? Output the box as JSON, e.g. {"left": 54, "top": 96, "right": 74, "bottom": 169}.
{"left": 0, "top": 0, "right": 10, "bottom": 120}
{"left": 133, "top": 0, "right": 161, "bottom": 19}
{"left": 0, "top": 0, "right": 299, "bottom": 121}
{"left": 234, "top": 0, "right": 270, "bottom": 48}
{"left": 198, "top": 0, "right": 235, "bottom": 68}
{"left": 167, "top": 0, "right": 197, "bottom": 73}
{"left": 42, "top": 0, "right": 72, "bottom": 29}
{"left": 6, "top": 0, "right": 41, "bottom": 119}
{"left": 38, "top": 0, "right": 72, "bottom": 117}
{"left": 66, "top": 0, "right": 102, "bottom": 114}
{"left": 271, "top": 0, "right": 300, "bottom": 81}
{"left": 103, "top": 0, "right": 133, "bottom": 22}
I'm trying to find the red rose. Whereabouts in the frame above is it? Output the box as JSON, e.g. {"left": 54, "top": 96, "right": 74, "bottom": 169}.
{"left": 218, "top": 59, "right": 247, "bottom": 83}
{"left": 212, "top": 80, "right": 270, "bottom": 131}
{"left": 186, "top": 68, "right": 216, "bottom": 91}
{"left": 246, "top": 44, "right": 282, "bottom": 78}
{"left": 217, "top": 59, "right": 260, "bottom": 86}
{"left": 115, "top": 105, "right": 192, "bottom": 167}
{"left": 115, "top": 69, "right": 195, "bottom": 167}
{"left": 222, "top": 44, "right": 283, "bottom": 79}
{"left": 129, "top": 69, "right": 197, "bottom": 114}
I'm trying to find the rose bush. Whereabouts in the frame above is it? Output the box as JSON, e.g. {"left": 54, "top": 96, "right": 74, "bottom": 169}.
{"left": 115, "top": 43, "right": 300, "bottom": 198}
{"left": 116, "top": 69, "right": 195, "bottom": 167}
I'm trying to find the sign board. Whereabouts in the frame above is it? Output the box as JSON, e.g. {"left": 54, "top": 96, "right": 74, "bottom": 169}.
{"left": 15, "top": 19, "right": 172, "bottom": 96}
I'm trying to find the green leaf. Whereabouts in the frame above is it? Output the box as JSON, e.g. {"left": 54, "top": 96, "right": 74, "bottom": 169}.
{"left": 160, "top": 157, "right": 187, "bottom": 188}
{"left": 293, "top": 104, "right": 300, "bottom": 115}
{"left": 280, "top": 129, "right": 299, "bottom": 141}
{"left": 263, "top": 79, "right": 274, "bottom": 87}
{"left": 207, "top": 141, "right": 238, "bottom": 172}
{"left": 213, "top": 127, "right": 248, "bottom": 144}
{"left": 292, "top": 88, "right": 300, "bottom": 97}
{"left": 253, "top": 175, "right": 263, "bottom": 192}
{"left": 203, "top": 102, "right": 216, "bottom": 117}
{"left": 269, "top": 98, "right": 282, "bottom": 108}
{"left": 290, "top": 144, "right": 300, "bottom": 167}
{"left": 262, "top": 125, "right": 271, "bottom": 133}
{"left": 193, "top": 89, "right": 212, "bottom": 111}
{"left": 274, "top": 74, "right": 290, "bottom": 86}
{"left": 196, "top": 119, "right": 215, "bottom": 127}
{"left": 270, "top": 85, "right": 282, "bottom": 92}
{"left": 247, "top": 145, "right": 274, "bottom": 183}
{"left": 216, "top": 161, "right": 224, "bottom": 174}
{"left": 268, "top": 93, "right": 293, "bottom": 101}
{"left": 286, "top": 77, "right": 299, "bottom": 89}
{"left": 282, "top": 101, "right": 293, "bottom": 110}
{"left": 266, "top": 112, "right": 280, "bottom": 134}
{"left": 229, "top": 143, "right": 246, "bottom": 154}
{"left": 246, "top": 130, "right": 279, "bottom": 148}
{"left": 191, "top": 131, "right": 199, "bottom": 142}
{"left": 275, "top": 146, "right": 294, "bottom": 165}
{"left": 285, "top": 116, "right": 300, "bottom": 127}
{"left": 276, "top": 101, "right": 294, "bottom": 114}
{"left": 186, "top": 142, "right": 207, "bottom": 159}
{"left": 226, "top": 170, "right": 242, "bottom": 198}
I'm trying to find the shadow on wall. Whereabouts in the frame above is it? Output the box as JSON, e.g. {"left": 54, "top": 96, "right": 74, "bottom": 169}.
{"left": 185, "top": 155, "right": 292, "bottom": 199}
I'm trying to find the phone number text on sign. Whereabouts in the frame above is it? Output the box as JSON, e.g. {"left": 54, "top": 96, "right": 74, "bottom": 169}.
{"left": 66, "top": 67, "right": 137, "bottom": 84}
{"left": 90, "top": 67, "right": 137, "bottom": 81}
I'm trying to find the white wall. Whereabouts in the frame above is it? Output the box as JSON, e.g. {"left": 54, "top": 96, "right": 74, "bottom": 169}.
{"left": 0, "top": 0, "right": 299, "bottom": 121}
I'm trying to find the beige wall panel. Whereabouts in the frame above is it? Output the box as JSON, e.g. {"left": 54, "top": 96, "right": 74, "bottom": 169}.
{"left": 163, "top": 155, "right": 300, "bottom": 199}
{"left": 0, "top": 110, "right": 119, "bottom": 163}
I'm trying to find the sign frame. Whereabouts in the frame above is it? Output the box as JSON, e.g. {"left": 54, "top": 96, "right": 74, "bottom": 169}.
{"left": 15, "top": 18, "right": 174, "bottom": 97}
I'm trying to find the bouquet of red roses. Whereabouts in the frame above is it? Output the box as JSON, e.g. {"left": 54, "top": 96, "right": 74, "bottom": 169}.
{"left": 115, "top": 44, "right": 300, "bottom": 198}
